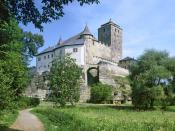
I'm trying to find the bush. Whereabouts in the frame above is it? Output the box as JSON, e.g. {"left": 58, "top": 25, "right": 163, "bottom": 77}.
{"left": 90, "top": 83, "right": 112, "bottom": 104}
{"left": 132, "top": 86, "right": 165, "bottom": 109}
{"left": 17, "top": 97, "right": 40, "bottom": 109}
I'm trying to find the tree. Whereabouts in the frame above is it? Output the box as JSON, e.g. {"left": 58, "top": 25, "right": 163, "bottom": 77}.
{"left": 0, "top": 68, "right": 13, "bottom": 110}
{"left": 1, "top": 0, "right": 100, "bottom": 29}
{"left": 129, "top": 49, "right": 173, "bottom": 109}
{"left": 50, "top": 55, "right": 82, "bottom": 106}
{"left": 22, "top": 31, "right": 44, "bottom": 64}
{"left": 164, "top": 57, "right": 175, "bottom": 92}
{"left": 0, "top": 19, "right": 44, "bottom": 110}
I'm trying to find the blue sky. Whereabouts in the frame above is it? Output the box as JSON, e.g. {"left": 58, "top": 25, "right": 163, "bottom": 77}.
{"left": 21, "top": 0, "right": 175, "bottom": 66}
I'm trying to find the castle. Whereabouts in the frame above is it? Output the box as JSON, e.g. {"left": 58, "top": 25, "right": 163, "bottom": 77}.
{"left": 34, "top": 19, "right": 129, "bottom": 101}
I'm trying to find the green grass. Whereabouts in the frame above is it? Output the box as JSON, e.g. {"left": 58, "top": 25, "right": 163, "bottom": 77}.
{"left": 0, "top": 110, "right": 18, "bottom": 130}
{"left": 32, "top": 103, "right": 175, "bottom": 131}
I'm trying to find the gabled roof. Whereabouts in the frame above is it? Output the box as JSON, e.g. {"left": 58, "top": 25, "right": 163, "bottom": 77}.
{"left": 38, "top": 46, "right": 55, "bottom": 55}
{"left": 120, "top": 57, "right": 135, "bottom": 61}
{"left": 37, "top": 25, "right": 97, "bottom": 56}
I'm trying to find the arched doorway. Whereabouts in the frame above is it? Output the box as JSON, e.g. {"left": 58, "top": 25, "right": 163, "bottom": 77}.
{"left": 87, "top": 66, "right": 99, "bottom": 86}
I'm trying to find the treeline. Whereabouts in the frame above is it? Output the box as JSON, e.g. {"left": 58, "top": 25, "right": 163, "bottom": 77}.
{"left": 129, "top": 49, "right": 175, "bottom": 109}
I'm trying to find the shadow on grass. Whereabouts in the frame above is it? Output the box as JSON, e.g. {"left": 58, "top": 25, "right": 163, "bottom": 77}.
{"left": 0, "top": 125, "right": 21, "bottom": 131}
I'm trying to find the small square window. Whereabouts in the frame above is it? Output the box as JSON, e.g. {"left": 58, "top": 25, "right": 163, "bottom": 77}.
{"left": 44, "top": 56, "right": 46, "bottom": 59}
{"left": 60, "top": 50, "right": 62, "bottom": 55}
{"left": 73, "top": 48, "right": 78, "bottom": 52}
{"left": 48, "top": 55, "right": 50, "bottom": 58}
{"left": 51, "top": 54, "right": 54, "bottom": 57}
{"left": 38, "top": 57, "right": 41, "bottom": 61}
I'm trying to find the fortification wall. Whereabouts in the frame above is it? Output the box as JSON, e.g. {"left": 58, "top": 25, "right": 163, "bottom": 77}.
{"left": 85, "top": 39, "right": 111, "bottom": 64}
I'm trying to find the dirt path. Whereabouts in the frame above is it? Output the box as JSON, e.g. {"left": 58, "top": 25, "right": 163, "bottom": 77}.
{"left": 10, "top": 109, "right": 44, "bottom": 131}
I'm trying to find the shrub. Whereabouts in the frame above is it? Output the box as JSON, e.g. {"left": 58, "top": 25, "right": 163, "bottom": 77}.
{"left": 132, "top": 86, "right": 165, "bottom": 109}
{"left": 17, "top": 97, "right": 40, "bottom": 109}
{"left": 90, "top": 83, "right": 112, "bottom": 103}
{"left": 30, "top": 97, "right": 40, "bottom": 107}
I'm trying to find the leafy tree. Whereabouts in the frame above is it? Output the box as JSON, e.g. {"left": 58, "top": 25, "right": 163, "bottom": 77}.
{"left": 0, "top": 19, "right": 44, "bottom": 110}
{"left": 22, "top": 31, "right": 44, "bottom": 64}
{"left": 129, "top": 49, "right": 173, "bottom": 109}
{"left": 50, "top": 55, "right": 82, "bottom": 106}
{"left": 0, "top": 68, "right": 13, "bottom": 110}
{"left": 1, "top": 0, "right": 100, "bottom": 29}
{"left": 90, "top": 83, "right": 112, "bottom": 104}
{"left": 164, "top": 57, "right": 175, "bottom": 92}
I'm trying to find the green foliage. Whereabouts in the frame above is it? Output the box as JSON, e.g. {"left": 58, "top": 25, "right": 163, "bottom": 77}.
{"left": 130, "top": 49, "right": 175, "bottom": 109}
{"left": 0, "top": 19, "right": 43, "bottom": 110}
{"left": 33, "top": 104, "right": 175, "bottom": 131}
{"left": 17, "top": 97, "right": 40, "bottom": 109}
{"left": 50, "top": 55, "right": 82, "bottom": 106}
{"left": 22, "top": 31, "right": 44, "bottom": 61}
{"left": 132, "top": 86, "right": 164, "bottom": 109}
{"left": 90, "top": 83, "right": 112, "bottom": 103}
{"left": 1, "top": 0, "right": 100, "bottom": 29}
{"left": 114, "top": 76, "right": 131, "bottom": 103}
{"left": 0, "top": 69, "right": 13, "bottom": 110}
{"left": 0, "top": 110, "right": 18, "bottom": 130}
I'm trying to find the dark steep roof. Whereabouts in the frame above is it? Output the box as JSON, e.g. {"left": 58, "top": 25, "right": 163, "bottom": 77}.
{"left": 38, "top": 46, "right": 55, "bottom": 55}
{"left": 101, "top": 19, "right": 122, "bottom": 29}
{"left": 37, "top": 25, "right": 96, "bottom": 56}
{"left": 120, "top": 57, "right": 135, "bottom": 61}
{"left": 81, "top": 25, "right": 92, "bottom": 36}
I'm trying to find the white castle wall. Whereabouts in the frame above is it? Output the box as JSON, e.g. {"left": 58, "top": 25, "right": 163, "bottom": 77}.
{"left": 36, "top": 44, "right": 85, "bottom": 74}
{"left": 36, "top": 51, "right": 54, "bottom": 74}
{"left": 64, "top": 45, "right": 85, "bottom": 66}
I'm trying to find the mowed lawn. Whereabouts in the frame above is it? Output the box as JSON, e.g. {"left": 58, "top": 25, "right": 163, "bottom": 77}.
{"left": 33, "top": 103, "right": 175, "bottom": 131}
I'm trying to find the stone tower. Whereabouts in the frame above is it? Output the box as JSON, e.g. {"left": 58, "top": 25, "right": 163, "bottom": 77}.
{"left": 98, "top": 19, "right": 122, "bottom": 62}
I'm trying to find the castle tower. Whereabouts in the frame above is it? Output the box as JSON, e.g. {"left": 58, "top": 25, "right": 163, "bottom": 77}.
{"left": 80, "top": 25, "right": 93, "bottom": 39}
{"left": 98, "top": 19, "right": 122, "bottom": 62}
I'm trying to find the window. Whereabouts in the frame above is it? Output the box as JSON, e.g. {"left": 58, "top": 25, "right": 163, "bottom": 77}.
{"left": 51, "top": 54, "right": 54, "bottom": 58}
{"left": 44, "top": 56, "right": 46, "bottom": 59}
{"left": 48, "top": 55, "right": 50, "bottom": 58}
{"left": 73, "top": 48, "right": 78, "bottom": 52}
{"left": 48, "top": 65, "right": 50, "bottom": 68}
{"left": 38, "top": 57, "right": 41, "bottom": 61}
{"left": 60, "top": 50, "right": 62, "bottom": 55}
{"left": 103, "top": 28, "right": 105, "bottom": 32}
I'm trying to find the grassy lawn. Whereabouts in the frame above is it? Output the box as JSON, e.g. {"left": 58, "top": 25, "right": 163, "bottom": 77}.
{"left": 0, "top": 110, "right": 18, "bottom": 130}
{"left": 32, "top": 103, "right": 175, "bottom": 131}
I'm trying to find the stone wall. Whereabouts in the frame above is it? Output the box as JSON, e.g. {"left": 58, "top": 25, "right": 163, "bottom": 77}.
{"left": 85, "top": 38, "right": 111, "bottom": 65}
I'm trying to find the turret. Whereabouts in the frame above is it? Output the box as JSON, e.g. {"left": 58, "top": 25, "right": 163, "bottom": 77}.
{"left": 80, "top": 25, "right": 93, "bottom": 39}
{"left": 57, "top": 37, "right": 63, "bottom": 45}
